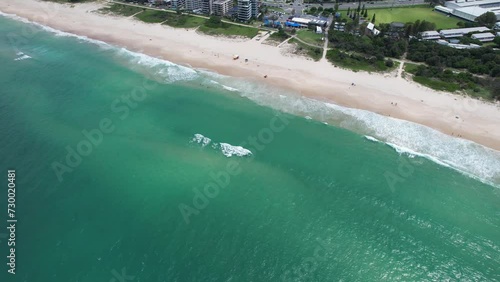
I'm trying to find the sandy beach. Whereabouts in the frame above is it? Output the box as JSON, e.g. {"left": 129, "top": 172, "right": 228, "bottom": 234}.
{"left": 1, "top": 0, "right": 499, "bottom": 150}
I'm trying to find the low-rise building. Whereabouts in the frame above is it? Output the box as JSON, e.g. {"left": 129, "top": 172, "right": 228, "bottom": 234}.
{"left": 439, "top": 26, "right": 490, "bottom": 38}
{"left": 441, "top": 0, "right": 500, "bottom": 22}
{"left": 290, "top": 17, "right": 327, "bottom": 28}
{"left": 471, "top": 32, "right": 496, "bottom": 41}
{"left": 420, "top": 30, "right": 441, "bottom": 40}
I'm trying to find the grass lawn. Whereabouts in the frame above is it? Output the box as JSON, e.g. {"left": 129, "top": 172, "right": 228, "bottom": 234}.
{"left": 296, "top": 30, "right": 324, "bottom": 47}
{"left": 404, "top": 62, "right": 420, "bottom": 73}
{"left": 198, "top": 24, "right": 259, "bottom": 38}
{"left": 267, "top": 6, "right": 286, "bottom": 13}
{"left": 341, "top": 6, "right": 460, "bottom": 29}
{"left": 99, "top": 3, "right": 144, "bottom": 17}
{"left": 135, "top": 10, "right": 169, "bottom": 23}
{"left": 163, "top": 14, "right": 206, "bottom": 28}
{"left": 289, "top": 38, "right": 322, "bottom": 61}
{"left": 269, "top": 31, "right": 290, "bottom": 41}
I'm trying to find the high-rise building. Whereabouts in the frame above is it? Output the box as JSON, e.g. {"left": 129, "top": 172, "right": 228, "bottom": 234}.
{"left": 250, "top": 0, "right": 258, "bottom": 18}
{"left": 213, "top": 0, "right": 233, "bottom": 16}
{"left": 185, "top": 0, "right": 202, "bottom": 11}
{"left": 201, "top": 0, "right": 213, "bottom": 15}
{"left": 237, "top": 0, "right": 251, "bottom": 22}
{"left": 171, "top": 0, "right": 185, "bottom": 9}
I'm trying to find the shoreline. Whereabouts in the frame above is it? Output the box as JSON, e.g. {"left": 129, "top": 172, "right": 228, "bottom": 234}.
{"left": 1, "top": 0, "right": 499, "bottom": 151}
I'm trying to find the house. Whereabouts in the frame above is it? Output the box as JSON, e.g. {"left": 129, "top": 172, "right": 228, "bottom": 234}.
{"left": 366, "top": 22, "right": 380, "bottom": 36}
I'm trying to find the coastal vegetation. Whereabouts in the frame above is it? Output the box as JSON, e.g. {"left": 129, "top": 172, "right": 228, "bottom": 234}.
{"left": 328, "top": 30, "right": 407, "bottom": 60}
{"left": 296, "top": 30, "right": 324, "bottom": 47}
{"left": 407, "top": 40, "right": 500, "bottom": 77}
{"left": 268, "top": 28, "right": 290, "bottom": 41}
{"left": 53, "top": 0, "right": 500, "bottom": 99}
{"left": 135, "top": 10, "right": 169, "bottom": 23}
{"left": 289, "top": 38, "right": 322, "bottom": 61}
{"left": 99, "top": 3, "right": 143, "bottom": 17}
{"left": 198, "top": 16, "right": 259, "bottom": 38}
{"left": 326, "top": 49, "right": 395, "bottom": 72}
{"left": 404, "top": 40, "right": 500, "bottom": 100}
{"left": 162, "top": 14, "right": 206, "bottom": 28}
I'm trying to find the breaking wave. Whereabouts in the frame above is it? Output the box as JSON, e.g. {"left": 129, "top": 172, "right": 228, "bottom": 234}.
{"left": 3, "top": 11, "right": 499, "bottom": 187}
{"left": 190, "top": 134, "right": 252, "bottom": 158}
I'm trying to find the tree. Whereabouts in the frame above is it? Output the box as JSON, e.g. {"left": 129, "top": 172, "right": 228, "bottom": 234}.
{"left": 318, "top": 6, "right": 324, "bottom": 12}
{"left": 491, "top": 79, "right": 500, "bottom": 100}
{"left": 494, "top": 36, "right": 500, "bottom": 47}
{"left": 310, "top": 6, "right": 317, "bottom": 13}
{"left": 371, "top": 13, "right": 376, "bottom": 24}
{"left": 176, "top": 7, "right": 182, "bottom": 14}
{"left": 347, "top": 7, "right": 351, "bottom": 15}
{"left": 476, "top": 12, "right": 497, "bottom": 28}
{"left": 363, "top": 9, "right": 368, "bottom": 18}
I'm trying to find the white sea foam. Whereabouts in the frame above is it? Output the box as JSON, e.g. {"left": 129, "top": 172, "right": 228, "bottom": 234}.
{"left": 14, "top": 54, "right": 31, "bottom": 61}
{"left": 222, "top": 85, "right": 239, "bottom": 92}
{"left": 4, "top": 11, "right": 498, "bottom": 187}
{"left": 190, "top": 134, "right": 251, "bottom": 157}
{"left": 325, "top": 102, "right": 500, "bottom": 187}
{"left": 218, "top": 143, "right": 252, "bottom": 157}
{"left": 1, "top": 12, "right": 197, "bottom": 83}
{"left": 191, "top": 134, "right": 211, "bottom": 147}
{"left": 364, "top": 135, "right": 380, "bottom": 143}
{"left": 197, "top": 76, "right": 500, "bottom": 187}
{"left": 14, "top": 51, "right": 31, "bottom": 61}
{"left": 0, "top": 11, "right": 112, "bottom": 49}
{"left": 115, "top": 48, "right": 198, "bottom": 83}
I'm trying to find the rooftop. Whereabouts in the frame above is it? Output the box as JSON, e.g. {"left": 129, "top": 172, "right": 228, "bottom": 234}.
{"left": 455, "top": 6, "right": 491, "bottom": 16}
{"left": 471, "top": 32, "right": 496, "bottom": 38}
{"left": 445, "top": 0, "right": 500, "bottom": 8}
{"left": 439, "top": 26, "right": 490, "bottom": 35}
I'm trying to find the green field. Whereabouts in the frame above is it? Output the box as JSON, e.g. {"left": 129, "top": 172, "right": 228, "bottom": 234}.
{"left": 163, "top": 14, "right": 206, "bottom": 28}
{"left": 198, "top": 24, "right": 259, "bottom": 38}
{"left": 99, "top": 3, "right": 144, "bottom": 17}
{"left": 404, "top": 62, "right": 420, "bottom": 73}
{"left": 135, "top": 10, "right": 169, "bottom": 23}
{"left": 296, "top": 30, "right": 324, "bottom": 47}
{"left": 341, "top": 6, "right": 460, "bottom": 29}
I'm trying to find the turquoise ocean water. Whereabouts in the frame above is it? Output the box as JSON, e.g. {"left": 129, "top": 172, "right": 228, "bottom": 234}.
{"left": 0, "top": 14, "right": 499, "bottom": 281}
